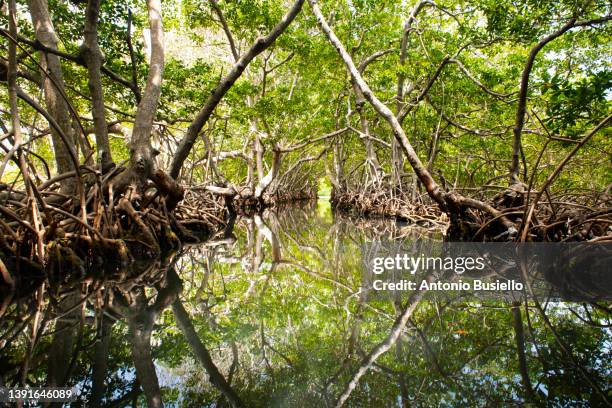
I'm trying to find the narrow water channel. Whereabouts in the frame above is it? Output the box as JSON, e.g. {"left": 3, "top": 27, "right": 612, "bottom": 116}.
{"left": 0, "top": 200, "right": 610, "bottom": 407}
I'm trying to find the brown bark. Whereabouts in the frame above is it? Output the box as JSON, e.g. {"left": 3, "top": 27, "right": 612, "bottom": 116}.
{"left": 28, "top": 0, "right": 78, "bottom": 182}
{"left": 83, "top": 0, "right": 114, "bottom": 171}
{"left": 128, "top": 0, "right": 164, "bottom": 184}
{"left": 126, "top": 9, "right": 142, "bottom": 104}
{"left": 210, "top": 0, "right": 239, "bottom": 62}
{"left": 0, "top": 0, "right": 22, "bottom": 181}
{"left": 149, "top": 169, "right": 184, "bottom": 211}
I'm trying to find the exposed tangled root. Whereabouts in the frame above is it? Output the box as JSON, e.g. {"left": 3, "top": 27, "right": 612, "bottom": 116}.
{"left": 175, "top": 189, "right": 226, "bottom": 231}
{"left": 264, "top": 185, "right": 318, "bottom": 205}
{"left": 0, "top": 172, "right": 228, "bottom": 280}
{"left": 331, "top": 188, "right": 448, "bottom": 229}
{"left": 332, "top": 185, "right": 611, "bottom": 242}
{"left": 232, "top": 186, "right": 318, "bottom": 214}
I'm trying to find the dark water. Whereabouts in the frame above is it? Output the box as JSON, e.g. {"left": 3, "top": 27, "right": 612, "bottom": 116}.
{"left": 0, "top": 200, "right": 610, "bottom": 407}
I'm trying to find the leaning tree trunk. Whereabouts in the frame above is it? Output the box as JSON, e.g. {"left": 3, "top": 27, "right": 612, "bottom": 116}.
{"left": 112, "top": 0, "right": 185, "bottom": 214}
{"left": 83, "top": 0, "right": 114, "bottom": 172}
{"left": 169, "top": 0, "right": 305, "bottom": 179}
{"left": 308, "top": 0, "right": 516, "bottom": 238}
{"left": 509, "top": 18, "right": 578, "bottom": 183}
{"left": 28, "top": 0, "right": 78, "bottom": 186}
{"left": 126, "top": 0, "right": 164, "bottom": 188}
{"left": 172, "top": 299, "right": 245, "bottom": 408}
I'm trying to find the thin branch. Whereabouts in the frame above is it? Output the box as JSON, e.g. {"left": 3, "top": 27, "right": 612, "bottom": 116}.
{"left": 170, "top": 0, "right": 305, "bottom": 178}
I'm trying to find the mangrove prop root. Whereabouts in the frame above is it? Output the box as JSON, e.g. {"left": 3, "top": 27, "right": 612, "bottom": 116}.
{"left": 331, "top": 186, "right": 611, "bottom": 242}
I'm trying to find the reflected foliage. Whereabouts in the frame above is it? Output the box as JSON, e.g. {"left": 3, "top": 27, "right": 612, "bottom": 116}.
{"left": 0, "top": 202, "right": 610, "bottom": 406}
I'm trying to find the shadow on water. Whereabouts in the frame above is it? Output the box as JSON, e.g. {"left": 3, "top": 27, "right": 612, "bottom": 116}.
{"left": 0, "top": 200, "right": 610, "bottom": 407}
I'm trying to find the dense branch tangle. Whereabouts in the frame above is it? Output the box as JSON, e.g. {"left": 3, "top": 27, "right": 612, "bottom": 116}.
{"left": 0, "top": 0, "right": 611, "bottom": 285}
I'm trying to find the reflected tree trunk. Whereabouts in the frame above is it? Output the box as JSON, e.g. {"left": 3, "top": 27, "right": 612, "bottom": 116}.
{"left": 333, "top": 280, "right": 432, "bottom": 407}
{"left": 172, "top": 299, "right": 245, "bottom": 408}
{"left": 109, "top": 265, "right": 183, "bottom": 407}
{"left": 48, "top": 290, "right": 80, "bottom": 387}
{"left": 90, "top": 316, "right": 115, "bottom": 406}
{"left": 128, "top": 315, "right": 161, "bottom": 408}
{"left": 511, "top": 301, "right": 536, "bottom": 402}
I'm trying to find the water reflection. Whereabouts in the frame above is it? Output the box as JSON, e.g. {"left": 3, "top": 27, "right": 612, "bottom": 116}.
{"left": 0, "top": 200, "right": 610, "bottom": 407}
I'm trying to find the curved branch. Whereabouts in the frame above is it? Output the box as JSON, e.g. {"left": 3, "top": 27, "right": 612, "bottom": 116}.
{"left": 448, "top": 58, "right": 513, "bottom": 100}
{"left": 510, "top": 18, "right": 578, "bottom": 181}
{"left": 397, "top": 55, "right": 450, "bottom": 124}
{"left": 169, "top": 0, "right": 305, "bottom": 179}
{"left": 520, "top": 112, "right": 612, "bottom": 241}
{"left": 210, "top": 0, "right": 239, "bottom": 61}
{"left": 0, "top": 28, "right": 140, "bottom": 100}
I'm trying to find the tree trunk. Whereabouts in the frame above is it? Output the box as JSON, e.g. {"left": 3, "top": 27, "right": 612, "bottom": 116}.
{"left": 254, "top": 147, "right": 281, "bottom": 199}
{"left": 331, "top": 142, "right": 345, "bottom": 192}
{"left": 28, "top": 0, "right": 78, "bottom": 185}
{"left": 83, "top": 0, "right": 113, "bottom": 171}
{"left": 172, "top": 299, "right": 245, "bottom": 408}
{"left": 510, "top": 18, "right": 577, "bottom": 182}
{"left": 127, "top": 0, "right": 164, "bottom": 187}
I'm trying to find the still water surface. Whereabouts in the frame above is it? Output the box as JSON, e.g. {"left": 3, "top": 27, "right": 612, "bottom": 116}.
{"left": 0, "top": 200, "right": 610, "bottom": 407}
